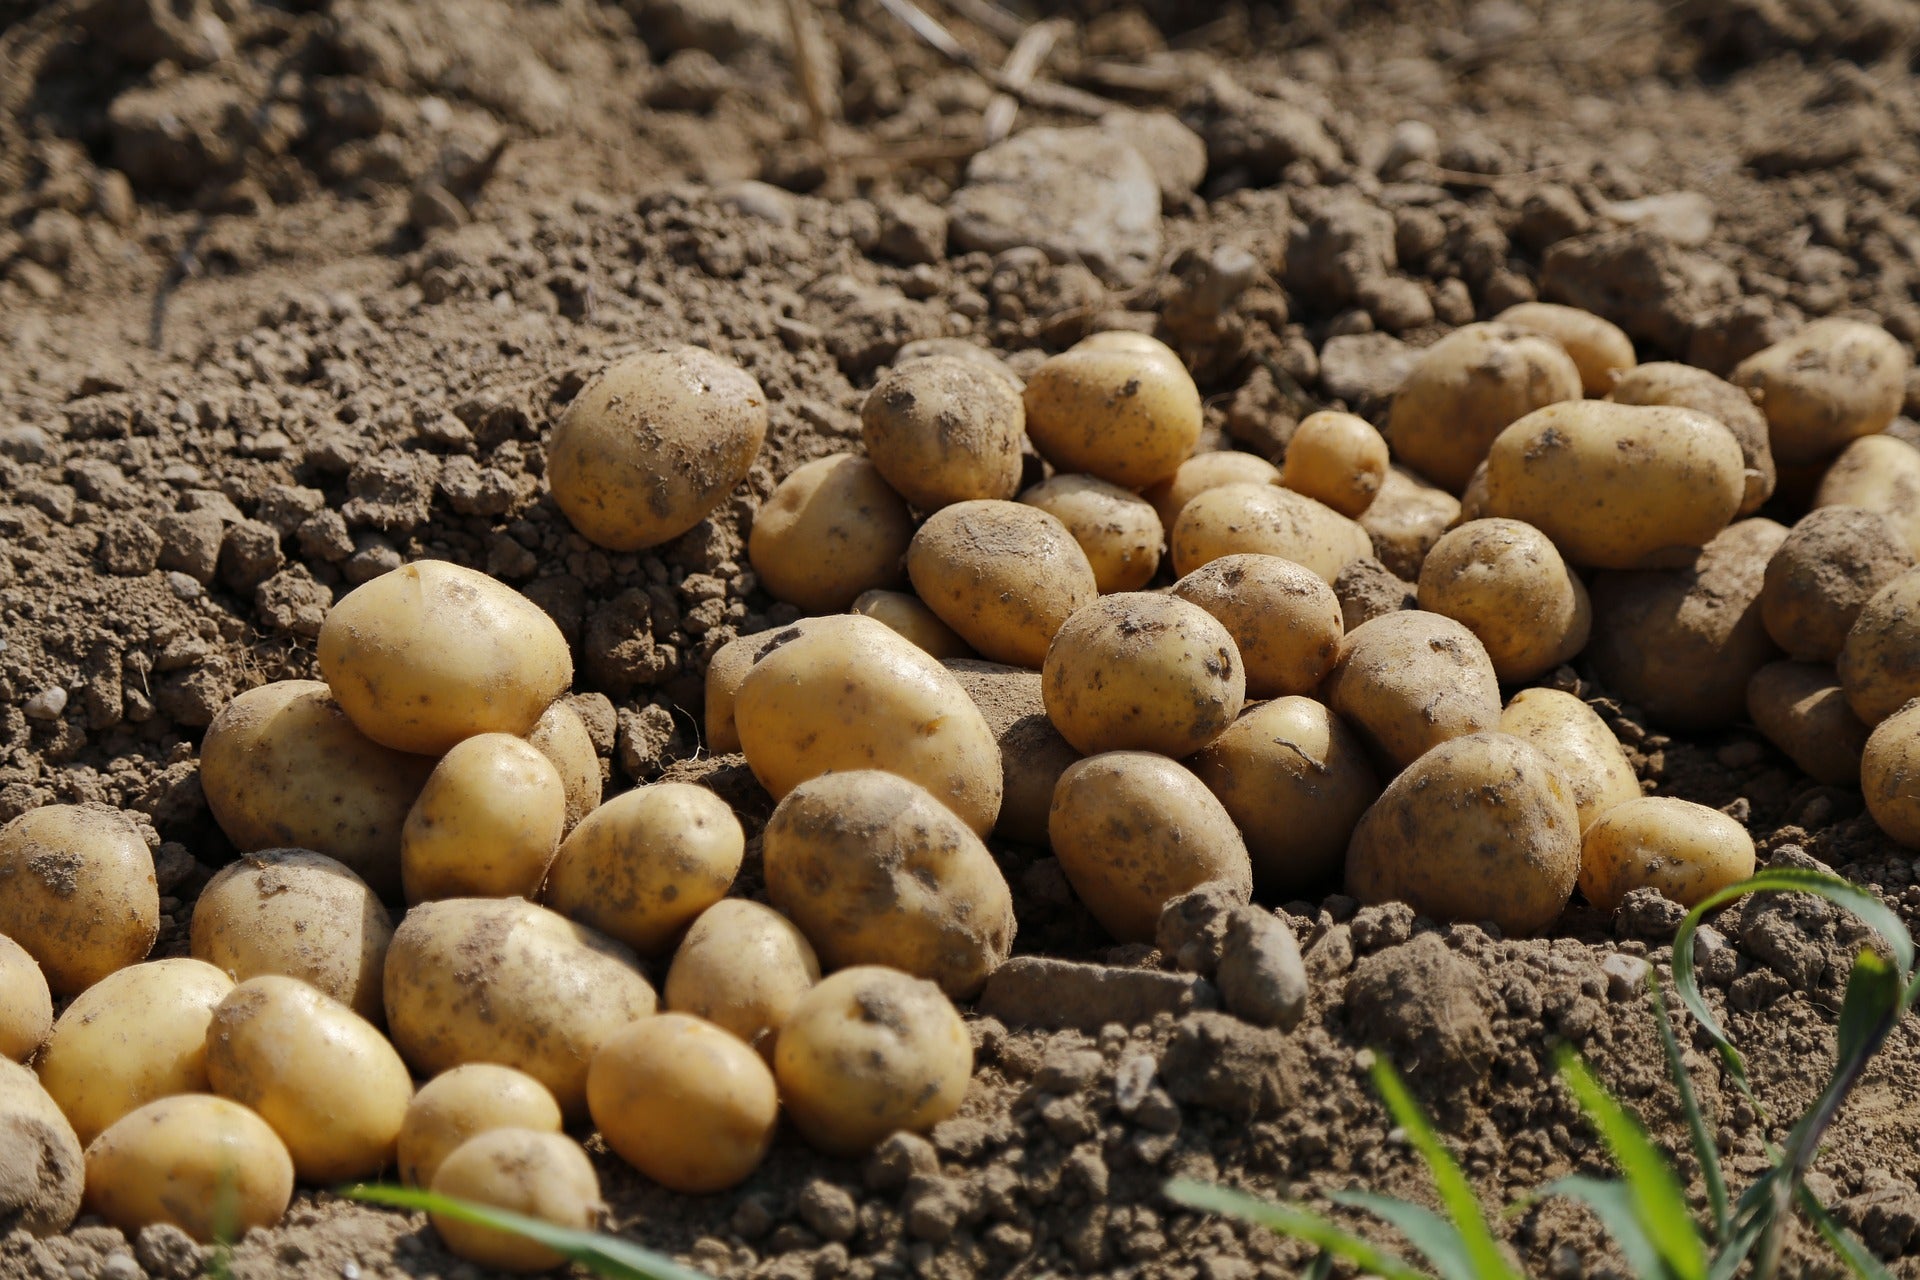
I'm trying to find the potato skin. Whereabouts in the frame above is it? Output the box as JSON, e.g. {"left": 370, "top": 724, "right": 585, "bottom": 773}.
{"left": 1578, "top": 797, "right": 1755, "bottom": 911}
{"left": 398, "top": 1064, "right": 563, "bottom": 1190}
{"left": 1018, "top": 475, "right": 1164, "bottom": 593}
{"left": 1748, "top": 662, "right": 1870, "bottom": 787}
{"left": 704, "top": 620, "right": 835, "bottom": 755}
{"left": 1838, "top": 568, "right": 1920, "bottom": 725}
{"left": 1043, "top": 594, "right": 1245, "bottom": 758}
{"left": 1172, "top": 483, "right": 1374, "bottom": 584}
{"left": 1171, "top": 555, "right": 1343, "bottom": 699}
{"left": 0, "top": 805, "right": 156, "bottom": 997}
{"left": 526, "top": 700, "right": 602, "bottom": 835}
{"left": 1387, "top": 322, "right": 1583, "bottom": 492}
{"left": 1346, "top": 732, "right": 1581, "bottom": 936}
{"left": 907, "top": 500, "right": 1099, "bottom": 668}
{"left": 1760, "top": 507, "right": 1913, "bottom": 663}
{"left": 1498, "top": 689, "right": 1640, "bottom": 832}
{"left": 942, "top": 659, "right": 1082, "bottom": 847}
{"left": 1814, "top": 435, "right": 1920, "bottom": 557}
{"left": 1730, "top": 318, "right": 1910, "bottom": 464}
{"left": 1143, "top": 451, "right": 1282, "bottom": 532}
{"left": 1865, "top": 700, "right": 1920, "bottom": 848}
{"left": 429, "top": 1129, "right": 604, "bottom": 1273}
{"left": 1023, "top": 346, "right": 1203, "bottom": 488}
{"left": 548, "top": 345, "right": 767, "bottom": 551}
{"left": 0, "top": 1058, "right": 82, "bottom": 1236}
{"left": 1608, "top": 361, "right": 1775, "bottom": 515}
{"left": 1497, "top": 302, "right": 1636, "bottom": 396}
{"left": 0, "top": 935, "right": 51, "bottom": 1064}
{"left": 83, "top": 1095, "right": 293, "bottom": 1243}
{"left": 1322, "top": 610, "right": 1502, "bottom": 773}
{"left": 403, "top": 734, "right": 567, "bottom": 904}
{"left": 1416, "top": 518, "right": 1591, "bottom": 683}
{"left": 749, "top": 454, "right": 915, "bottom": 613}
{"left": 664, "top": 899, "right": 821, "bottom": 1056}
{"left": 1281, "top": 411, "right": 1390, "bottom": 518}
{"left": 851, "top": 589, "right": 974, "bottom": 659}
{"left": 1359, "top": 466, "right": 1464, "bottom": 580}
{"left": 862, "top": 356, "right": 1025, "bottom": 510}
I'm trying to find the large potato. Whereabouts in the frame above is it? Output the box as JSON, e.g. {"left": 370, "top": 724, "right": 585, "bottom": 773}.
{"left": 851, "top": 589, "right": 974, "bottom": 659}
{"left": 0, "top": 935, "right": 52, "bottom": 1063}
{"left": 1143, "top": 451, "right": 1282, "bottom": 532}
{"left": 0, "top": 805, "right": 156, "bottom": 997}
{"left": 1346, "top": 732, "right": 1580, "bottom": 936}
{"left": 749, "top": 454, "right": 915, "bottom": 613}
{"left": 526, "top": 700, "right": 602, "bottom": 835}
{"left": 1496, "top": 302, "right": 1636, "bottom": 396}
{"left": 548, "top": 345, "right": 767, "bottom": 550}
{"left": 1171, "top": 483, "right": 1373, "bottom": 584}
{"left": 907, "top": 499, "right": 1098, "bottom": 667}
{"left": 1608, "top": 361, "right": 1775, "bottom": 515}
{"left": 861, "top": 355, "right": 1025, "bottom": 510}
{"left": 1043, "top": 594, "right": 1244, "bottom": 758}
{"left": 1322, "top": 610, "right": 1502, "bottom": 772}
{"left": 1416, "top": 518, "right": 1590, "bottom": 683}
{"left": 398, "top": 1064, "right": 563, "bottom": 1190}
{"left": 83, "top": 1095, "right": 293, "bottom": 1243}
{"left": 1281, "top": 411, "right": 1389, "bottom": 517}
{"left": 1730, "top": 318, "right": 1909, "bottom": 464}
{"left": 704, "top": 619, "right": 835, "bottom": 754}
{"left": 764, "top": 771, "right": 1014, "bottom": 998}
{"left": 1498, "top": 689, "right": 1640, "bottom": 832}
{"left": 403, "top": 734, "right": 567, "bottom": 904}
{"left": 0, "top": 1058, "right": 82, "bottom": 1236}
{"left": 1838, "top": 568, "right": 1920, "bottom": 725}
{"left": 1578, "top": 797, "right": 1755, "bottom": 911}
{"left": 1171, "top": 555, "right": 1342, "bottom": 699}
{"left": 429, "top": 1129, "right": 604, "bottom": 1273}
{"left": 943, "top": 659, "right": 1082, "bottom": 846}
{"left": 1814, "top": 435, "right": 1920, "bottom": 557}
{"left": 1359, "top": 466, "right": 1463, "bottom": 580}
{"left": 1748, "top": 662, "right": 1870, "bottom": 787}
{"left": 1018, "top": 475, "right": 1164, "bottom": 593}
{"left": 664, "top": 899, "right": 821, "bottom": 1057}
{"left": 1760, "top": 507, "right": 1913, "bottom": 663}
{"left": 1387, "top": 322, "right": 1583, "bottom": 492}
{"left": 1022, "top": 345, "right": 1202, "bottom": 488}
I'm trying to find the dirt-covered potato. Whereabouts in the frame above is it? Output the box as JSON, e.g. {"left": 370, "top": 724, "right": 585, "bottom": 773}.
{"left": 1172, "top": 483, "right": 1374, "bottom": 584}
{"left": 1280, "top": 411, "right": 1389, "bottom": 517}
{"left": 1760, "top": 507, "right": 1913, "bottom": 663}
{"left": 1578, "top": 797, "right": 1756, "bottom": 911}
{"left": 907, "top": 499, "right": 1098, "bottom": 667}
{"left": 734, "top": 614, "right": 1003, "bottom": 834}
{"left": 0, "top": 935, "right": 51, "bottom": 1064}
{"left": 1322, "top": 610, "right": 1502, "bottom": 772}
{"left": 399, "top": 1064, "right": 563, "bottom": 1190}
{"left": 764, "top": 771, "right": 1014, "bottom": 998}
{"left": 1498, "top": 689, "right": 1641, "bottom": 832}
{"left": 1049, "top": 752, "right": 1253, "bottom": 943}
{"left": 1387, "top": 322, "right": 1584, "bottom": 492}
{"left": 1360, "top": 465, "right": 1464, "bottom": 580}
{"left": 83, "top": 1095, "right": 293, "bottom": 1243}
{"left": 773, "top": 966, "right": 971, "bottom": 1157}
{"left": 1042, "top": 594, "right": 1244, "bottom": 758}
{"left": 548, "top": 345, "right": 767, "bottom": 551}
{"left": 1143, "top": 451, "right": 1283, "bottom": 532}
{"left": 664, "top": 899, "right": 821, "bottom": 1056}
{"left": 403, "top": 734, "right": 566, "bottom": 904}
{"left": 704, "top": 620, "right": 836, "bottom": 754}
{"left": 749, "top": 454, "right": 915, "bottom": 613}
{"left": 943, "top": 659, "right": 1082, "bottom": 846}
{"left": 1838, "top": 568, "right": 1920, "bottom": 725}
{"left": 1496, "top": 302, "right": 1636, "bottom": 396}
{"left": 526, "top": 700, "right": 602, "bottom": 835}
{"left": 587, "top": 1013, "right": 779, "bottom": 1193}
{"left": 1608, "top": 361, "right": 1775, "bottom": 515}
{"left": 429, "top": 1128, "right": 604, "bottom": 1273}
{"left": 893, "top": 339, "right": 1023, "bottom": 390}
{"left": 1347, "top": 732, "right": 1581, "bottom": 935}
{"left": 0, "top": 1058, "right": 82, "bottom": 1236}
{"left": 1730, "top": 318, "right": 1910, "bottom": 464}
{"left": 544, "top": 783, "right": 744, "bottom": 957}
{"left": 0, "top": 805, "right": 156, "bottom": 997}
{"left": 1170, "top": 555, "right": 1342, "bottom": 699}
{"left": 1813, "top": 435, "right": 1920, "bottom": 557}
{"left": 851, "top": 589, "right": 974, "bottom": 659}
{"left": 1074, "top": 330, "right": 1183, "bottom": 361}
{"left": 861, "top": 355, "right": 1025, "bottom": 510}
{"left": 1022, "top": 345, "right": 1203, "bottom": 488}
{"left": 318, "top": 561, "right": 573, "bottom": 755}
{"left": 1484, "top": 401, "right": 1746, "bottom": 570}
{"left": 1018, "top": 475, "right": 1164, "bottom": 593}
{"left": 383, "top": 897, "right": 657, "bottom": 1118}
{"left": 205, "top": 976, "right": 414, "bottom": 1183}
{"left": 1416, "top": 518, "right": 1591, "bottom": 683}
{"left": 1865, "top": 700, "right": 1920, "bottom": 847}
{"left": 190, "top": 849, "right": 393, "bottom": 1024}
{"left": 1191, "top": 698, "right": 1380, "bottom": 898}
{"left": 1748, "top": 662, "right": 1870, "bottom": 786}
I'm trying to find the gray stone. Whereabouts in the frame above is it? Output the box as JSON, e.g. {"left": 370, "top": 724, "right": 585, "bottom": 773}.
{"left": 1215, "top": 911, "right": 1308, "bottom": 1030}
{"left": 1319, "top": 332, "right": 1414, "bottom": 405}
{"left": 977, "top": 956, "right": 1219, "bottom": 1032}
{"left": 1603, "top": 192, "right": 1715, "bottom": 248}
{"left": 1099, "top": 111, "right": 1207, "bottom": 207}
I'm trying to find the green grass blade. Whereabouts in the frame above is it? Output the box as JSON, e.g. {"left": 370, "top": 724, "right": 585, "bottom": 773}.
{"left": 1329, "top": 1190, "right": 1478, "bottom": 1280}
{"left": 1163, "top": 1180, "right": 1431, "bottom": 1280}
{"left": 1836, "top": 948, "right": 1904, "bottom": 1066}
{"left": 1650, "top": 971, "right": 1730, "bottom": 1241}
{"left": 1797, "top": 1183, "right": 1898, "bottom": 1280}
{"left": 1538, "top": 1175, "right": 1670, "bottom": 1280}
{"left": 1706, "top": 1209, "right": 1772, "bottom": 1280}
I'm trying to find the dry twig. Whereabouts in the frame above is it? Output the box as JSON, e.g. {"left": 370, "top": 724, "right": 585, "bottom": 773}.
{"left": 873, "top": 0, "right": 1117, "bottom": 119}
{"left": 983, "top": 20, "right": 1066, "bottom": 143}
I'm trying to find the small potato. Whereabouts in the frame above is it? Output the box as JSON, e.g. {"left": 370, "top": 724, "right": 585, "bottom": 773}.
{"left": 1578, "top": 797, "right": 1756, "bottom": 912}
{"left": 851, "top": 589, "right": 974, "bottom": 659}
{"left": 404, "top": 734, "right": 567, "bottom": 904}
{"left": 588, "top": 1014, "right": 778, "bottom": 1193}
{"left": 1346, "top": 732, "right": 1580, "bottom": 936}
{"left": 908, "top": 500, "right": 1099, "bottom": 668}
{"left": 1814, "top": 435, "right": 1920, "bottom": 557}
{"left": 1865, "top": 701, "right": 1920, "bottom": 848}
{"left": 861, "top": 355, "right": 1025, "bottom": 510}
{"left": 526, "top": 700, "right": 602, "bottom": 835}
{"left": 205, "top": 976, "right": 413, "bottom": 1183}
{"left": 664, "top": 900, "right": 821, "bottom": 1056}
{"left": 1387, "top": 322, "right": 1583, "bottom": 492}
{"left": 1731, "top": 318, "right": 1910, "bottom": 464}
{"left": 704, "top": 620, "right": 836, "bottom": 755}
{"left": 1023, "top": 346, "right": 1203, "bottom": 488}
{"left": 1018, "top": 475, "right": 1164, "bottom": 593}
{"left": 774, "top": 966, "right": 971, "bottom": 1157}
{"left": 1498, "top": 689, "right": 1640, "bottom": 832}
{"left": 544, "top": 783, "right": 744, "bottom": 957}
{"left": 1143, "top": 451, "right": 1283, "bottom": 532}
{"left": 1838, "top": 568, "right": 1920, "bottom": 725}
{"left": 1171, "top": 555, "right": 1342, "bottom": 699}
{"left": 1496, "top": 302, "right": 1636, "bottom": 396}
{"left": 0, "top": 805, "right": 156, "bottom": 997}
{"left": 735, "top": 615, "right": 1003, "bottom": 834}
{"left": 36, "top": 958, "right": 233, "bottom": 1146}
{"left": 1191, "top": 698, "right": 1380, "bottom": 899}
{"left": 893, "top": 339, "right": 1024, "bottom": 390}
{"left": 1748, "top": 662, "right": 1870, "bottom": 787}
{"left": 1281, "top": 411, "right": 1390, "bottom": 517}
{"left": 1608, "top": 361, "right": 1775, "bottom": 515}
{"left": 0, "top": 935, "right": 52, "bottom": 1063}
{"left": 1322, "top": 610, "right": 1502, "bottom": 773}
{"left": 429, "top": 1129, "right": 604, "bottom": 1273}
{"left": 1360, "top": 466, "right": 1464, "bottom": 580}
{"left": 943, "top": 659, "right": 1082, "bottom": 847}
{"left": 190, "top": 849, "right": 393, "bottom": 1024}
{"left": 399, "top": 1064, "right": 563, "bottom": 1190}
{"left": 1074, "top": 330, "right": 1183, "bottom": 361}
{"left": 1049, "top": 752, "right": 1253, "bottom": 943}
{"left": 1172, "top": 483, "right": 1374, "bottom": 584}
{"left": 749, "top": 454, "right": 915, "bottom": 613}
{"left": 1760, "top": 507, "right": 1913, "bottom": 663}
{"left": 1416, "top": 519, "right": 1590, "bottom": 683}
{"left": 201, "top": 680, "right": 436, "bottom": 901}
{"left": 319, "top": 561, "right": 573, "bottom": 755}
{"left": 84, "top": 1095, "right": 293, "bottom": 1244}
{"left": 0, "top": 1058, "right": 82, "bottom": 1236}
{"left": 1484, "top": 401, "right": 1746, "bottom": 570}
{"left": 1042, "top": 594, "right": 1244, "bottom": 758}
{"left": 548, "top": 345, "right": 767, "bottom": 551}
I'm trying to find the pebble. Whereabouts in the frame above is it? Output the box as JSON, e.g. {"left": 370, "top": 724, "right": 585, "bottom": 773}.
{"left": 23, "top": 687, "right": 68, "bottom": 720}
{"left": 1599, "top": 952, "right": 1651, "bottom": 1000}
{"left": 1215, "top": 911, "right": 1309, "bottom": 1030}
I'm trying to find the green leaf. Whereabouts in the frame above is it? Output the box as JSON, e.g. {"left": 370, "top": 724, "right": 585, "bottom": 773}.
{"left": 1163, "top": 1180, "right": 1431, "bottom": 1280}
{"left": 1329, "top": 1189, "right": 1477, "bottom": 1280}
{"left": 1539, "top": 1175, "right": 1669, "bottom": 1280}
{"left": 1837, "top": 949, "right": 1904, "bottom": 1068}
{"left": 1797, "top": 1183, "right": 1898, "bottom": 1280}
{"left": 1650, "top": 971, "right": 1730, "bottom": 1242}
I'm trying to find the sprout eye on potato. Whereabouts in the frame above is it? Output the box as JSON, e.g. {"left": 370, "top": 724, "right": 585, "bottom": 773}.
{"left": 0, "top": 804, "right": 156, "bottom": 998}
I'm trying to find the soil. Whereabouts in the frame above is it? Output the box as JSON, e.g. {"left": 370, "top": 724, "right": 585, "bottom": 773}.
{"left": 7, "top": 0, "right": 1920, "bottom": 1278}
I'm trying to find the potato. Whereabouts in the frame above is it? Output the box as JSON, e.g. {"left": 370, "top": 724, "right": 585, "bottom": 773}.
{"left": 547, "top": 345, "right": 767, "bottom": 551}
{"left": 1838, "top": 568, "right": 1920, "bottom": 725}
{"left": 429, "top": 1128, "right": 604, "bottom": 1273}
{"left": 1170, "top": 555, "right": 1342, "bottom": 699}
{"left": 587, "top": 1014, "right": 778, "bottom": 1193}
{"left": 704, "top": 619, "right": 836, "bottom": 755}
{"left": 943, "top": 659, "right": 1082, "bottom": 846}
{"left": 1864, "top": 699, "right": 1920, "bottom": 847}
{"left": 1387, "top": 322, "right": 1583, "bottom": 492}
{"left": 526, "top": 700, "right": 602, "bottom": 835}
{"left": 1049, "top": 752, "right": 1253, "bottom": 943}
{"left": 1018, "top": 475, "right": 1164, "bottom": 593}
{"left": 205, "top": 976, "right": 413, "bottom": 1182}
{"left": 907, "top": 499, "right": 1098, "bottom": 667}
{"left": 1042, "top": 594, "right": 1244, "bottom": 758}
{"left": 1171, "top": 483, "right": 1374, "bottom": 584}
{"left": 851, "top": 589, "right": 975, "bottom": 659}
{"left": 1730, "top": 318, "right": 1910, "bottom": 464}
{"left": 1190, "top": 698, "right": 1379, "bottom": 899}
{"left": 773, "top": 966, "right": 971, "bottom": 1157}
{"left": 894, "top": 339, "right": 1023, "bottom": 390}
{"left": 1322, "top": 610, "right": 1502, "bottom": 772}
{"left": 201, "top": 680, "right": 436, "bottom": 901}
{"left": 1748, "top": 662, "right": 1870, "bottom": 787}
{"left": 1760, "top": 507, "right": 1913, "bottom": 663}
{"left": 36, "top": 958, "right": 232, "bottom": 1146}
{"left": 1346, "top": 732, "right": 1580, "bottom": 936}
{"left": 0, "top": 935, "right": 51, "bottom": 1064}
{"left": 861, "top": 355, "right": 1025, "bottom": 510}
{"left": 1360, "top": 466, "right": 1464, "bottom": 580}
{"left": 1484, "top": 401, "right": 1746, "bottom": 570}
{"left": 1143, "top": 451, "right": 1283, "bottom": 532}
{"left": 1022, "top": 345, "right": 1202, "bottom": 488}
{"left": 543, "top": 783, "right": 744, "bottom": 956}
{"left": 1496, "top": 302, "right": 1636, "bottom": 396}
{"left": 83, "top": 1095, "right": 293, "bottom": 1243}
{"left": 664, "top": 900, "right": 821, "bottom": 1056}
{"left": 190, "top": 849, "right": 393, "bottom": 1024}
{"left": 403, "top": 734, "right": 566, "bottom": 904}
{"left": 1608, "top": 361, "right": 1775, "bottom": 515}
{"left": 399, "top": 1064, "right": 563, "bottom": 1190}
{"left": 383, "top": 897, "right": 657, "bottom": 1119}
{"left": 735, "top": 615, "right": 1003, "bottom": 834}
{"left": 0, "top": 1058, "right": 82, "bottom": 1236}
{"left": 1457, "top": 461, "right": 1492, "bottom": 525}
{"left": 749, "top": 454, "right": 915, "bottom": 613}
{"left": 1074, "top": 329, "right": 1183, "bottom": 361}
{"left": 1498, "top": 689, "right": 1640, "bottom": 832}
{"left": 319, "top": 561, "right": 574, "bottom": 756}
{"left": 1416, "top": 518, "right": 1591, "bottom": 683}
{"left": 1814, "top": 435, "right": 1920, "bottom": 557}
{"left": 1578, "top": 797, "right": 1756, "bottom": 912}
{"left": 0, "top": 805, "right": 156, "bottom": 997}
{"left": 1281, "top": 411, "right": 1390, "bottom": 517}
{"left": 1588, "top": 519, "right": 1789, "bottom": 731}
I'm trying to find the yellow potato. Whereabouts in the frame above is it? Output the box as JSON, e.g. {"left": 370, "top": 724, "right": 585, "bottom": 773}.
{"left": 1865, "top": 700, "right": 1920, "bottom": 848}
{"left": 1578, "top": 797, "right": 1756, "bottom": 912}
{"left": 942, "top": 659, "right": 1082, "bottom": 847}
{"left": 1042, "top": 593, "right": 1244, "bottom": 758}
{"left": 1170, "top": 555, "right": 1343, "bottom": 699}
{"left": 1143, "top": 451, "right": 1283, "bottom": 532}
{"left": 429, "top": 1128, "right": 604, "bottom": 1273}
{"left": 1608, "top": 361, "right": 1775, "bottom": 515}
{"left": 664, "top": 899, "right": 821, "bottom": 1057}
{"left": 1018, "top": 475, "right": 1164, "bottom": 593}
{"left": 1074, "top": 330, "right": 1183, "bottom": 361}
{"left": 1023, "top": 346, "right": 1202, "bottom": 488}
{"left": 1838, "top": 568, "right": 1920, "bottom": 725}
{"left": 861, "top": 355, "right": 1025, "bottom": 510}
{"left": 1281, "top": 411, "right": 1390, "bottom": 518}
{"left": 1171, "top": 483, "right": 1373, "bottom": 584}
{"left": 1498, "top": 688, "right": 1641, "bottom": 832}
{"left": 1416, "top": 518, "right": 1591, "bottom": 683}
{"left": 1813, "top": 435, "right": 1920, "bottom": 557}
{"left": 851, "top": 589, "right": 974, "bottom": 659}
{"left": 703, "top": 619, "right": 837, "bottom": 755}
{"left": 894, "top": 339, "right": 1023, "bottom": 390}
{"left": 1322, "top": 610, "right": 1502, "bottom": 773}
{"left": 1731, "top": 318, "right": 1910, "bottom": 464}
{"left": 1760, "top": 506, "right": 1913, "bottom": 664}
{"left": 0, "top": 1058, "right": 82, "bottom": 1236}
{"left": 1747, "top": 662, "right": 1870, "bottom": 787}
{"left": 1387, "top": 321, "right": 1583, "bottom": 492}
{"left": 398, "top": 1064, "right": 563, "bottom": 1190}
{"left": 0, "top": 804, "right": 156, "bottom": 997}
{"left": 1360, "top": 465, "right": 1464, "bottom": 580}
{"left": 907, "top": 499, "right": 1099, "bottom": 668}
{"left": 749, "top": 453, "right": 914, "bottom": 613}
{"left": 83, "top": 1095, "right": 293, "bottom": 1243}
{"left": 403, "top": 734, "right": 566, "bottom": 904}
{"left": 1496, "top": 302, "right": 1636, "bottom": 396}
{"left": 1457, "top": 462, "right": 1491, "bottom": 524}
{"left": 0, "top": 934, "right": 52, "bottom": 1064}
{"left": 526, "top": 699, "right": 602, "bottom": 835}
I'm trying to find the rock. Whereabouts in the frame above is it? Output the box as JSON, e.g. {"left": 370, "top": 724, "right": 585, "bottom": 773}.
{"left": 1599, "top": 953, "right": 1651, "bottom": 1000}
{"left": 1099, "top": 111, "right": 1207, "bottom": 208}
{"left": 1602, "top": 192, "right": 1715, "bottom": 248}
{"left": 864, "top": 1132, "right": 940, "bottom": 1192}
{"left": 1156, "top": 883, "right": 1242, "bottom": 976}
{"left": 1287, "top": 191, "right": 1397, "bottom": 310}
{"left": 977, "top": 957, "right": 1220, "bottom": 1032}
{"left": 254, "top": 569, "right": 332, "bottom": 639}
{"left": 1334, "top": 557, "right": 1417, "bottom": 631}
{"left": 796, "top": 1181, "right": 859, "bottom": 1243}
{"left": 23, "top": 688, "right": 68, "bottom": 721}
{"left": 436, "top": 456, "right": 518, "bottom": 517}
{"left": 1159, "top": 1011, "right": 1299, "bottom": 1118}
{"left": 1215, "top": 912, "right": 1308, "bottom": 1030}
{"left": 1318, "top": 332, "right": 1414, "bottom": 405}
{"left": 1202, "top": 91, "right": 1343, "bottom": 181}
{"left": 1540, "top": 228, "right": 1735, "bottom": 352}
{"left": 1345, "top": 934, "right": 1495, "bottom": 1091}
{"left": 875, "top": 194, "right": 949, "bottom": 266}
{"left": 96, "top": 516, "right": 162, "bottom": 577}
{"left": 1379, "top": 120, "right": 1439, "bottom": 177}
{"left": 0, "top": 426, "right": 54, "bottom": 464}
{"left": 216, "top": 520, "right": 283, "bottom": 593}
{"left": 617, "top": 704, "right": 688, "bottom": 779}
